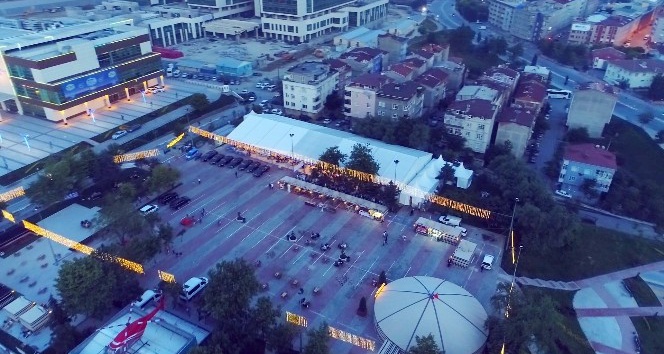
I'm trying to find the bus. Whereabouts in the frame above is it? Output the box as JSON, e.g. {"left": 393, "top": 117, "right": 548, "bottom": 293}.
{"left": 546, "top": 89, "right": 572, "bottom": 99}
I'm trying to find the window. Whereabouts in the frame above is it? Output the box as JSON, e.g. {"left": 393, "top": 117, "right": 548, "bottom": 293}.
{"left": 392, "top": 113, "right": 398, "bottom": 118}
{"left": 378, "top": 110, "right": 384, "bottom": 116}
{"left": 403, "top": 105, "right": 410, "bottom": 111}
{"left": 476, "top": 134, "right": 483, "bottom": 139}
{"left": 392, "top": 103, "right": 398, "bottom": 110}
{"left": 302, "top": 104, "right": 308, "bottom": 109}
{"left": 378, "top": 101, "right": 385, "bottom": 107}
{"left": 478, "top": 124, "right": 485, "bottom": 130}
{"left": 366, "top": 103, "right": 370, "bottom": 107}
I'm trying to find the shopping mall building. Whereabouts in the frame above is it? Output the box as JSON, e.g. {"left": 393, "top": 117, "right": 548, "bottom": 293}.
{"left": 0, "top": 18, "right": 164, "bottom": 122}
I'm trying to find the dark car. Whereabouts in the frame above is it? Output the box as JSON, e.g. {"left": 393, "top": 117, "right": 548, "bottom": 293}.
{"left": 201, "top": 150, "right": 218, "bottom": 162}
{"left": 159, "top": 192, "right": 178, "bottom": 204}
{"left": 218, "top": 155, "right": 234, "bottom": 167}
{"left": 228, "top": 157, "right": 243, "bottom": 168}
{"left": 238, "top": 160, "right": 252, "bottom": 170}
{"left": 88, "top": 191, "right": 103, "bottom": 200}
{"left": 210, "top": 154, "right": 225, "bottom": 165}
{"left": 170, "top": 196, "right": 191, "bottom": 210}
{"left": 127, "top": 124, "right": 142, "bottom": 132}
{"left": 246, "top": 161, "right": 261, "bottom": 172}
{"left": 253, "top": 165, "right": 270, "bottom": 177}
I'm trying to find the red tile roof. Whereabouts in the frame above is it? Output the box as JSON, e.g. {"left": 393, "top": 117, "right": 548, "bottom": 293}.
{"left": 564, "top": 143, "right": 617, "bottom": 170}
{"left": 348, "top": 73, "right": 393, "bottom": 88}
{"left": 388, "top": 63, "right": 415, "bottom": 77}
{"left": 339, "top": 47, "right": 386, "bottom": 62}
{"left": 377, "top": 81, "right": 423, "bottom": 100}
{"left": 414, "top": 68, "right": 448, "bottom": 88}
{"left": 514, "top": 80, "right": 547, "bottom": 103}
{"left": 498, "top": 106, "right": 537, "bottom": 127}
{"left": 413, "top": 43, "right": 449, "bottom": 59}
{"left": 484, "top": 66, "right": 519, "bottom": 80}
{"left": 324, "top": 58, "right": 351, "bottom": 72}
{"left": 447, "top": 99, "right": 496, "bottom": 120}
{"left": 402, "top": 57, "right": 427, "bottom": 70}
{"left": 591, "top": 47, "right": 626, "bottom": 61}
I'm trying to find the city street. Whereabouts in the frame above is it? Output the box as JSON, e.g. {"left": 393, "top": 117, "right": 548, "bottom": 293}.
{"left": 141, "top": 147, "right": 504, "bottom": 352}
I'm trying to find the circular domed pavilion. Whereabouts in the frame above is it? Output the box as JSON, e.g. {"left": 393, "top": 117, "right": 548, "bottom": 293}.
{"left": 373, "top": 276, "right": 488, "bottom": 354}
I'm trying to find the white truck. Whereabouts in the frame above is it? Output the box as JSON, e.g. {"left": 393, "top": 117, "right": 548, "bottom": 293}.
{"left": 439, "top": 215, "right": 462, "bottom": 227}
{"left": 481, "top": 255, "right": 495, "bottom": 270}
{"left": 166, "top": 63, "right": 174, "bottom": 77}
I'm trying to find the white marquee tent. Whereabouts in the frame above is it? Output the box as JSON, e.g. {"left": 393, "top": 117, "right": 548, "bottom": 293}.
{"left": 228, "top": 112, "right": 434, "bottom": 185}
{"left": 401, "top": 156, "right": 474, "bottom": 206}
{"left": 374, "top": 276, "right": 488, "bottom": 354}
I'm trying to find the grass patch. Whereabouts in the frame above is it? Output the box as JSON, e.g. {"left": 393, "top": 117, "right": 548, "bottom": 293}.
{"left": 632, "top": 316, "right": 664, "bottom": 354}
{"left": 607, "top": 118, "right": 664, "bottom": 183}
{"left": 0, "top": 142, "right": 92, "bottom": 186}
{"left": 623, "top": 276, "right": 661, "bottom": 307}
{"left": 504, "top": 224, "right": 664, "bottom": 281}
{"left": 522, "top": 287, "right": 594, "bottom": 354}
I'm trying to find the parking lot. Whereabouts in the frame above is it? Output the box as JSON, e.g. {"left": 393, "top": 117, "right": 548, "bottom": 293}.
{"left": 143, "top": 144, "right": 505, "bottom": 352}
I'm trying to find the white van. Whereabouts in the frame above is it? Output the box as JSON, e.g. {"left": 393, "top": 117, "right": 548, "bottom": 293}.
{"left": 180, "top": 277, "right": 209, "bottom": 301}
{"left": 481, "top": 255, "right": 495, "bottom": 270}
{"left": 139, "top": 204, "right": 159, "bottom": 216}
{"left": 439, "top": 215, "right": 462, "bottom": 227}
{"left": 132, "top": 289, "right": 162, "bottom": 308}
{"left": 455, "top": 226, "right": 468, "bottom": 237}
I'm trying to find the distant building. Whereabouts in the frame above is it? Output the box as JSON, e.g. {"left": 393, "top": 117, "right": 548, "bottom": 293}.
{"left": 512, "top": 79, "right": 547, "bottom": 114}
{"left": 383, "top": 19, "right": 419, "bottom": 37}
{"left": 488, "top": 0, "right": 524, "bottom": 31}
{"left": 591, "top": 47, "right": 627, "bottom": 70}
{"left": 436, "top": 59, "right": 466, "bottom": 91}
{"left": 375, "top": 81, "right": 424, "bottom": 119}
{"left": 653, "top": 11, "right": 664, "bottom": 44}
{"left": 414, "top": 68, "right": 448, "bottom": 112}
{"left": 522, "top": 65, "right": 550, "bottom": 81}
{"left": 456, "top": 85, "right": 501, "bottom": 105}
{"left": 495, "top": 106, "right": 537, "bottom": 157}
{"left": 343, "top": 73, "right": 392, "bottom": 119}
{"left": 338, "top": 47, "right": 387, "bottom": 75}
{"left": 603, "top": 59, "right": 664, "bottom": 89}
{"left": 444, "top": 99, "right": 498, "bottom": 153}
{"left": 377, "top": 33, "right": 408, "bottom": 65}
{"left": 282, "top": 62, "right": 339, "bottom": 118}
{"left": 412, "top": 43, "right": 450, "bottom": 67}
{"left": 334, "top": 27, "right": 386, "bottom": 51}
{"left": 480, "top": 65, "right": 520, "bottom": 96}
{"left": 566, "top": 82, "right": 617, "bottom": 138}
{"left": 325, "top": 58, "right": 352, "bottom": 93}
{"left": 216, "top": 57, "right": 253, "bottom": 77}
{"left": 559, "top": 143, "right": 617, "bottom": 193}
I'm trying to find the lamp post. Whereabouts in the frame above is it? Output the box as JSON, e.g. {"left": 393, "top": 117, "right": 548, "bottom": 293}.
{"left": 505, "top": 197, "right": 519, "bottom": 251}
{"left": 289, "top": 133, "right": 294, "bottom": 159}
{"left": 393, "top": 159, "right": 399, "bottom": 182}
{"left": 502, "top": 244, "right": 523, "bottom": 354}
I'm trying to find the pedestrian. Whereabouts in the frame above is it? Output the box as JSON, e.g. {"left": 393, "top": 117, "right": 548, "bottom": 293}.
{"left": 49, "top": 141, "right": 52, "bottom": 149}
{"left": 121, "top": 114, "right": 124, "bottom": 121}
{"left": 235, "top": 171, "right": 238, "bottom": 178}
{"left": 410, "top": 208, "right": 414, "bottom": 216}
{"left": 201, "top": 208, "right": 205, "bottom": 216}
{"left": 298, "top": 287, "right": 304, "bottom": 294}
{"left": 150, "top": 101, "right": 153, "bottom": 107}
{"left": 175, "top": 92, "right": 179, "bottom": 98}
{"left": 270, "top": 183, "right": 274, "bottom": 189}
{"left": 198, "top": 178, "right": 201, "bottom": 184}
{"left": 383, "top": 231, "right": 388, "bottom": 245}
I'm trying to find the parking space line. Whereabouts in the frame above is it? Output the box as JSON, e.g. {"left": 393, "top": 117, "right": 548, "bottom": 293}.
{"left": 309, "top": 240, "right": 336, "bottom": 267}
{"left": 403, "top": 266, "right": 412, "bottom": 277}
{"left": 265, "top": 226, "right": 295, "bottom": 255}
{"left": 354, "top": 256, "right": 378, "bottom": 287}
{"left": 342, "top": 250, "right": 364, "bottom": 278}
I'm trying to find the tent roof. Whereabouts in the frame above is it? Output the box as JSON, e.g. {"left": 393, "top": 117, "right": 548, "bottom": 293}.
{"left": 228, "top": 113, "right": 433, "bottom": 184}
{"left": 374, "top": 276, "right": 488, "bottom": 354}
{"left": 407, "top": 156, "right": 473, "bottom": 192}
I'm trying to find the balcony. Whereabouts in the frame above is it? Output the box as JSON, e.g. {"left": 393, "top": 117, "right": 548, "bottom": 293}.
{"left": 344, "top": 91, "right": 351, "bottom": 97}
{"left": 344, "top": 99, "right": 351, "bottom": 105}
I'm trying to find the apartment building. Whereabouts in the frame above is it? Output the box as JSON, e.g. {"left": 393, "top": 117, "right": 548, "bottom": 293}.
{"left": 512, "top": 79, "right": 547, "bottom": 114}
{"left": 481, "top": 65, "right": 520, "bottom": 95}
{"left": 338, "top": 47, "right": 387, "bottom": 75}
{"left": 259, "top": 0, "right": 388, "bottom": 43}
{"left": 282, "top": 61, "right": 339, "bottom": 117}
{"left": 566, "top": 82, "right": 617, "bottom": 138}
{"left": 0, "top": 19, "right": 164, "bottom": 121}
{"left": 603, "top": 59, "right": 664, "bottom": 89}
{"left": 444, "top": 99, "right": 498, "bottom": 153}
{"left": 568, "top": 16, "right": 635, "bottom": 46}
{"left": 436, "top": 59, "right": 466, "bottom": 91}
{"left": 375, "top": 81, "right": 424, "bottom": 119}
{"left": 325, "top": 58, "right": 352, "bottom": 93}
{"left": 495, "top": 107, "right": 537, "bottom": 157}
{"left": 559, "top": 143, "right": 617, "bottom": 193}
{"left": 383, "top": 62, "right": 417, "bottom": 82}
{"left": 456, "top": 85, "right": 502, "bottom": 107}
{"left": 505, "top": 0, "right": 587, "bottom": 41}
{"left": 412, "top": 43, "right": 450, "bottom": 67}
{"left": 414, "top": 68, "right": 448, "bottom": 112}
{"left": 377, "top": 33, "right": 408, "bottom": 66}
{"left": 343, "top": 73, "right": 392, "bottom": 119}
{"left": 591, "top": 47, "right": 626, "bottom": 70}
{"left": 488, "top": 0, "right": 524, "bottom": 31}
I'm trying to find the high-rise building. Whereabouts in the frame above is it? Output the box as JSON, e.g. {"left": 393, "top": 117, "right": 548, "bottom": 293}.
{"left": 0, "top": 19, "right": 164, "bottom": 122}
{"left": 258, "top": 0, "right": 388, "bottom": 43}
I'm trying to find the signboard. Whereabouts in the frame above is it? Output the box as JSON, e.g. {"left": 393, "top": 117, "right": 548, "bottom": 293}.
{"left": 0, "top": 186, "right": 25, "bottom": 203}
{"left": 62, "top": 69, "right": 119, "bottom": 99}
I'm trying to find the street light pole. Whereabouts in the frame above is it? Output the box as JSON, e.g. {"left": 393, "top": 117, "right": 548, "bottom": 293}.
{"left": 289, "top": 133, "right": 294, "bottom": 159}
{"left": 505, "top": 197, "right": 519, "bottom": 251}
{"left": 393, "top": 159, "right": 399, "bottom": 182}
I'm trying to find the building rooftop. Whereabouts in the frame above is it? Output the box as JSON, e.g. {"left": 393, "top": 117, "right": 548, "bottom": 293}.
{"left": 388, "top": 62, "right": 415, "bottom": 77}
{"left": 564, "top": 143, "right": 617, "bottom": 170}
{"left": 457, "top": 85, "right": 499, "bottom": 102}
{"left": 591, "top": 47, "right": 626, "bottom": 61}
{"left": 377, "top": 32, "right": 408, "bottom": 42}
{"left": 337, "top": 26, "right": 372, "bottom": 40}
{"left": 412, "top": 43, "right": 449, "bottom": 59}
{"left": 514, "top": 80, "right": 547, "bottom": 103}
{"left": 483, "top": 65, "right": 519, "bottom": 81}
{"left": 571, "top": 23, "right": 592, "bottom": 31}
{"left": 402, "top": 57, "right": 427, "bottom": 70}
{"left": 339, "top": 47, "right": 386, "bottom": 62}
{"left": 587, "top": 14, "right": 608, "bottom": 23}
{"left": 348, "top": 73, "right": 393, "bottom": 88}
{"left": 414, "top": 68, "right": 448, "bottom": 88}
{"left": 523, "top": 65, "right": 550, "bottom": 77}
{"left": 324, "top": 58, "right": 352, "bottom": 72}
{"left": 577, "top": 81, "right": 617, "bottom": 95}
{"left": 286, "top": 61, "right": 330, "bottom": 76}
{"left": 377, "top": 81, "right": 422, "bottom": 101}
{"left": 607, "top": 59, "right": 664, "bottom": 74}
{"left": 598, "top": 15, "right": 633, "bottom": 27}
{"left": 217, "top": 57, "right": 250, "bottom": 68}
{"left": 498, "top": 106, "right": 537, "bottom": 127}
{"left": 519, "top": 72, "right": 548, "bottom": 84}
{"left": 447, "top": 99, "right": 496, "bottom": 120}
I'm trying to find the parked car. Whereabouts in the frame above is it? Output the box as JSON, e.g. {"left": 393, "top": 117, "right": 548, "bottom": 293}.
{"left": 322, "top": 119, "right": 331, "bottom": 124}
{"left": 259, "top": 99, "right": 269, "bottom": 107}
{"left": 111, "top": 130, "right": 128, "bottom": 140}
{"left": 252, "top": 72, "right": 263, "bottom": 76}
{"left": 253, "top": 165, "right": 270, "bottom": 177}
{"left": 170, "top": 196, "right": 191, "bottom": 210}
{"left": 218, "top": 156, "right": 234, "bottom": 167}
{"left": 211, "top": 154, "right": 225, "bottom": 165}
{"left": 127, "top": 124, "right": 142, "bottom": 132}
{"left": 201, "top": 150, "right": 218, "bottom": 162}
{"left": 238, "top": 160, "right": 252, "bottom": 170}
{"left": 185, "top": 148, "right": 200, "bottom": 160}
{"left": 180, "top": 277, "right": 208, "bottom": 301}
{"left": 181, "top": 73, "right": 189, "bottom": 79}
{"left": 555, "top": 190, "right": 572, "bottom": 199}
{"left": 246, "top": 161, "right": 261, "bottom": 172}
{"left": 228, "top": 157, "right": 243, "bottom": 168}
{"left": 139, "top": 204, "right": 159, "bottom": 216}
{"left": 132, "top": 289, "right": 163, "bottom": 308}
{"left": 270, "top": 108, "right": 283, "bottom": 115}
{"left": 158, "top": 192, "right": 178, "bottom": 204}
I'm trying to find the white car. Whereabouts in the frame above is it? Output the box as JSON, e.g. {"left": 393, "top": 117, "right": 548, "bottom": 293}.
{"left": 241, "top": 89, "right": 249, "bottom": 94}
{"left": 248, "top": 96, "right": 256, "bottom": 102}
{"left": 181, "top": 73, "right": 189, "bottom": 78}
{"left": 481, "top": 255, "right": 494, "bottom": 270}
{"left": 132, "top": 289, "right": 162, "bottom": 308}
{"left": 270, "top": 108, "right": 283, "bottom": 115}
{"left": 322, "top": 119, "right": 331, "bottom": 124}
{"left": 111, "top": 130, "right": 128, "bottom": 140}
{"left": 555, "top": 190, "right": 572, "bottom": 198}
{"left": 180, "top": 277, "right": 209, "bottom": 301}
{"left": 139, "top": 204, "right": 159, "bottom": 216}
{"left": 256, "top": 83, "right": 267, "bottom": 89}
{"left": 259, "top": 99, "right": 269, "bottom": 107}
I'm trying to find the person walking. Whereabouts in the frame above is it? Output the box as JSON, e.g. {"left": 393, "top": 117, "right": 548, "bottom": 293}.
{"left": 198, "top": 178, "right": 201, "bottom": 184}
{"left": 383, "top": 231, "right": 388, "bottom": 245}
{"left": 235, "top": 171, "right": 238, "bottom": 178}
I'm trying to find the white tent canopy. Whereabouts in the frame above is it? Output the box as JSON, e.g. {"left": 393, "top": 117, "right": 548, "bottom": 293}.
{"left": 401, "top": 156, "right": 474, "bottom": 206}
{"left": 374, "top": 276, "right": 488, "bottom": 354}
{"left": 228, "top": 112, "right": 433, "bottom": 185}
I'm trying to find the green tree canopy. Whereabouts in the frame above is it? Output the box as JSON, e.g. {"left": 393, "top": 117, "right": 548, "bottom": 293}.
{"left": 648, "top": 74, "right": 664, "bottom": 100}
{"left": 188, "top": 93, "right": 210, "bottom": 111}
{"left": 319, "top": 146, "right": 347, "bottom": 166}
{"left": 408, "top": 334, "right": 442, "bottom": 354}
{"left": 565, "top": 127, "right": 590, "bottom": 143}
{"left": 27, "top": 153, "right": 86, "bottom": 206}
{"left": 303, "top": 322, "right": 329, "bottom": 354}
{"left": 638, "top": 111, "right": 654, "bottom": 126}
{"left": 147, "top": 164, "right": 181, "bottom": 193}
{"left": 436, "top": 164, "right": 456, "bottom": 191}
{"left": 345, "top": 143, "right": 380, "bottom": 175}
{"left": 96, "top": 190, "right": 148, "bottom": 242}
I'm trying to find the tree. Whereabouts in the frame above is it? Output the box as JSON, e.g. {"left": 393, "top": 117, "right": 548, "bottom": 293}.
{"left": 323, "top": 92, "right": 343, "bottom": 112}
{"left": 26, "top": 156, "right": 78, "bottom": 206}
{"left": 581, "top": 178, "right": 598, "bottom": 198}
{"left": 188, "top": 345, "right": 224, "bottom": 354}
{"left": 266, "top": 323, "right": 297, "bottom": 354}
{"left": 147, "top": 164, "right": 181, "bottom": 193}
{"left": 408, "top": 334, "right": 441, "bottom": 354}
{"left": 509, "top": 43, "right": 524, "bottom": 62}
{"left": 319, "top": 146, "right": 346, "bottom": 166}
{"left": 638, "top": 111, "right": 654, "bottom": 126}
{"left": 565, "top": 127, "right": 590, "bottom": 143}
{"left": 381, "top": 181, "right": 401, "bottom": 211}
{"left": 408, "top": 124, "right": 430, "bottom": 151}
{"left": 303, "top": 322, "right": 329, "bottom": 354}
{"left": 648, "top": 74, "right": 664, "bottom": 100}
{"left": 656, "top": 129, "right": 664, "bottom": 143}
{"left": 531, "top": 54, "right": 538, "bottom": 66}
{"left": 378, "top": 270, "right": 387, "bottom": 286}
{"left": 345, "top": 143, "right": 380, "bottom": 175}
{"left": 55, "top": 256, "right": 140, "bottom": 318}
{"left": 96, "top": 193, "right": 148, "bottom": 243}
{"left": 188, "top": 93, "right": 210, "bottom": 111}
{"left": 617, "top": 78, "right": 630, "bottom": 89}
{"left": 436, "top": 164, "right": 456, "bottom": 191}
{"left": 357, "top": 296, "right": 368, "bottom": 317}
